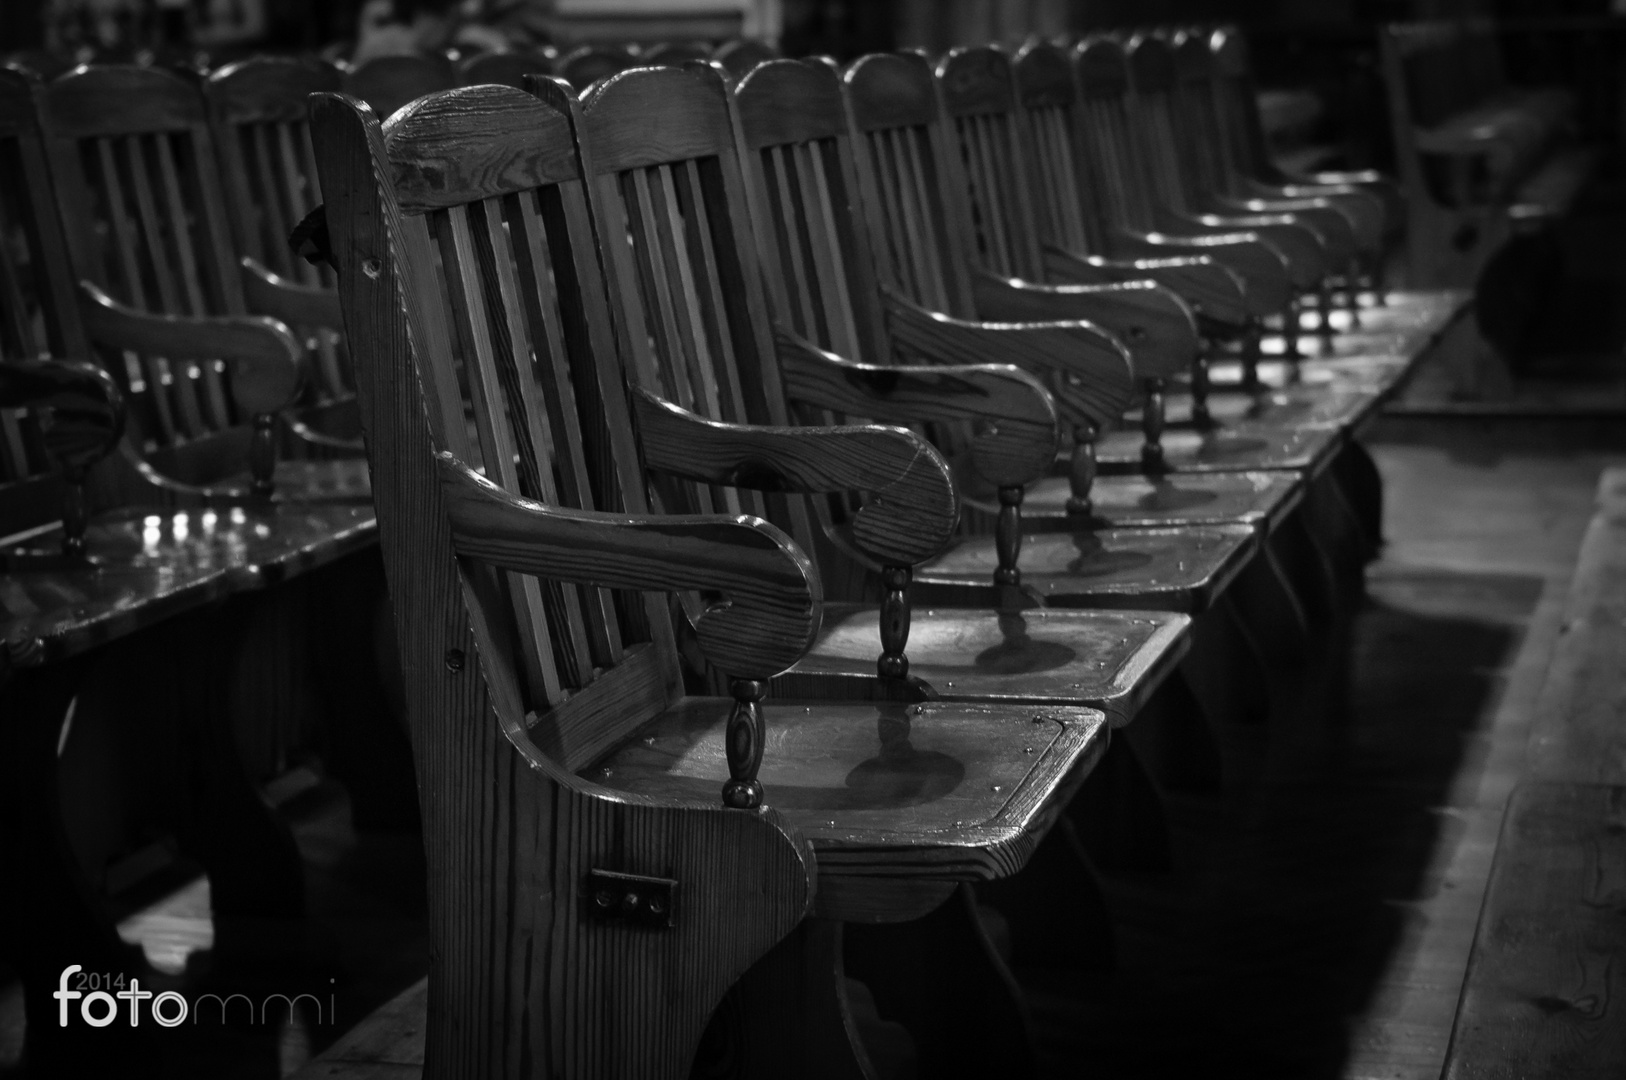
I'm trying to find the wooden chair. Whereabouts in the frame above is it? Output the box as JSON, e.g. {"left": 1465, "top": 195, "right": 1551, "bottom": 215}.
{"left": 713, "top": 37, "right": 780, "bottom": 81}
{"left": 203, "top": 55, "right": 362, "bottom": 453}
{"left": 37, "top": 63, "right": 370, "bottom": 503}
{"left": 0, "top": 65, "right": 375, "bottom": 1077}
{"left": 556, "top": 43, "right": 637, "bottom": 90}
{"left": 310, "top": 80, "right": 1114, "bottom": 1078}
{"left": 341, "top": 52, "right": 456, "bottom": 122}
{"left": 456, "top": 47, "right": 554, "bottom": 89}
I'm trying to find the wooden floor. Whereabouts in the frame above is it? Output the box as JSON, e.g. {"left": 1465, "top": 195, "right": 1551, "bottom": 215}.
{"left": 0, "top": 421, "right": 1619, "bottom": 1079}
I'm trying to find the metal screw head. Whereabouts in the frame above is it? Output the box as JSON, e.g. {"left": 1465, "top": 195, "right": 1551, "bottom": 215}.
{"left": 444, "top": 648, "right": 465, "bottom": 672}
{"left": 594, "top": 890, "right": 613, "bottom": 909}
{"left": 362, "top": 257, "right": 382, "bottom": 279}
{"left": 647, "top": 895, "right": 666, "bottom": 915}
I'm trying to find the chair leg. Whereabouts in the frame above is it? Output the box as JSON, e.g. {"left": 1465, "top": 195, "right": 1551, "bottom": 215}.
{"left": 694, "top": 919, "right": 875, "bottom": 1080}
{"left": 1122, "top": 669, "right": 1225, "bottom": 796}
{"left": 846, "top": 884, "right": 1039, "bottom": 1080}
{"left": 1225, "top": 538, "right": 1317, "bottom": 667}
{"left": 1179, "top": 603, "right": 1273, "bottom": 727}
{"left": 1332, "top": 440, "right": 1386, "bottom": 559}
{"left": 0, "top": 658, "right": 161, "bottom": 1078}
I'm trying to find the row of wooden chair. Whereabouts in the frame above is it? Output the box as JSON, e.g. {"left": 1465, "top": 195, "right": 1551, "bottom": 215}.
{"left": 0, "top": 52, "right": 381, "bottom": 1075}
{"left": 300, "top": 21, "right": 1471, "bottom": 1078}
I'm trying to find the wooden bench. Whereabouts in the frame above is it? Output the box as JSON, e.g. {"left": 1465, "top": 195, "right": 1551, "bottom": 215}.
{"left": 1380, "top": 19, "right": 1598, "bottom": 289}
{"left": 1442, "top": 465, "right": 1626, "bottom": 1077}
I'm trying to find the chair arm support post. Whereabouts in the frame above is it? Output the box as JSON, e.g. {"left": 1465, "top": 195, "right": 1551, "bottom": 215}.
{"left": 724, "top": 679, "right": 767, "bottom": 810}
{"left": 1141, "top": 377, "right": 1166, "bottom": 474}
{"left": 994, "top": 486, "right": 1024, "bottom": 588}
{"left": 1067, "top": 421, "right": 1097, "bottom": 518}
{"left": 878, "top": 565, "right": 912, "bottom": 680}
{"left": 1190, "top": 345, "right": 1212, "bottom": 428}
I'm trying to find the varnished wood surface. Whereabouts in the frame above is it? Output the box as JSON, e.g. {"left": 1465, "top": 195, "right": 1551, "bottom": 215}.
{"left": 792, "top": 604, "right": 1190, "bottom": 726}
{"left": 919, "top": 523, "right": 1258, "bottom": 615}
{"left": 1443, "top": 782, "right": 1626, "bottom": 1079}
{"left": 1, "top": 502, "right": 375, "bottom": 666}
{"left": 342, "top": 55, "right": 456, "bottom": 123}
{"left": 1012, "top": 470, "right": 1302, "bottom": 533}
{"left": 207, "top": 55, "right": 342, "bottom": 125}
{"left": 589, "top": 695, "right": 1110, "bottom": 880}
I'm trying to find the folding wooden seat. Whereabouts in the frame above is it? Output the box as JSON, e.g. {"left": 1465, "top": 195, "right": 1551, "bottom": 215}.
{"left": 203, "top": 56, "right": 362, "bottom": 453}
{"left": 713, "top": 37, "right": 780, "bottom": 81}
{"left": 310, "top": 81, "right": 1115, "bottom": 1078}
{"left": 0, "top": 65, "right": 375, "bottom": 1076}
{"left": 456, "top": 47, "right": 554, "bottom": 89}
{"left": 557, "top": 43, "right": 637, "bottom": 89}
{"left": 341, "top": 52, "right": 456, "bottom": 122}
{"left": 36, "top": 63, "right": 372, "bottom": 502}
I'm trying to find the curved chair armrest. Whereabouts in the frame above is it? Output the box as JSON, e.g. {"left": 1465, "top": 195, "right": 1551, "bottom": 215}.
{"left": 880, "top": 286, "right": 1135, "bottom": 433}
{"left": 1108, "top": 227, "right": 1294, "bottom": 311}
{"left": 1205, "top": 193, "right": 1371, "bottom": 255}
{"left": 773, "top": 326, "right": 1058, "bottom": 489}
{"left": 439, "top": 452, "right": 820, "bottom": 680}
{"left": 1147, "top": 209, "right": 1326, "bottom": 288}
{"left": 78, "top": 282, "right": 303, "bottom": 415}
{"left": 633, "top": 388, "right": 959, "bottom": 569}
{"left": 1040, "top": 245, "right": 1251, "bottom": 328}
{"left": 241, "top": 257, "right": 345, "bottom": 332}
{"left": 0, "top": 357, "right": 126, "bottom": 477}
{"left": 970, "top": 269, "right": 1199, "bottom": 380}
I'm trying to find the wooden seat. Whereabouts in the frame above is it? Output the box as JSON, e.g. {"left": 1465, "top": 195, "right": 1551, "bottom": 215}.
{"left": 313, "top": 80, "right": 1113, "bottom": 1078}
{"left": 340, "top": 53, "right": 455, "bottom": 122}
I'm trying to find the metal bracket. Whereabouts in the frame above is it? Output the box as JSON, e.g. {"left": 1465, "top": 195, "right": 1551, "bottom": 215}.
{"left": 584, "top": 869, "right": 676, "bottom": 929}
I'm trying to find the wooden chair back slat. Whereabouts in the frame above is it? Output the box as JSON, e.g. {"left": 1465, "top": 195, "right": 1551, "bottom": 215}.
{"left": 380, "top": 84, "right": 672, "bottom": 762}
{"left": 1074, "top": 38, "right": 1161, "bottom": 234}
{"left": 842, "top": 52, "right": 977, "bottom": 319}
{"left": 1123, "top": 34, "right": 1194, "bottom": 216}
{"left": 937, "top": 46, "right": 1045, "bottom": 281}
{"left": 732, "top": 59, "right": 885, "bottom": 364}
{"left": 577, "top": 65, "right": 830, "bottom": 554}
{"left": 43, "top": 66, "right": 248, "bottom": 452}
{"left": 713, "top": 39, "right": 780, "bottom": 82}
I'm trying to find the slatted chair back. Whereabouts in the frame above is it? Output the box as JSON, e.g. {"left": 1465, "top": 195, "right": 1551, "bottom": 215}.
{"left": 570, "top": 67, "right": 824, "bottom": 555}
{"left": 640, "top": 41, "right": 714, "bottom": 66}
{"left": 557, "top": 44, "right": 636, "bottom": 90}
{"left": 0, "top": 67, "right": 92, "bottom": 525}
{"left": 1011, "top": 40, "right": 1106, "bottom": 259}
{"left": 730, "top": 58, "right": 889, "bottom": 367}
{"left": 205, "top": 56, "right": 341, "bottom": 289}
{"left": 1207, "top": 26, "right": 1280, "bottom": 190}
{"left": 1168, "top": 29, "right": 1233, "bottom": 199}
{"left": 935, "top": 45, "right": 1050, "bottom": 284}
{"left": 308, "top": 86, "right": 816, "bottom": 1076}
{"left": 840, "top": 51, "right": 978, "bottom": 320}
{"left": 1120, "top": 33, "right": 1204, "bottom": 220}
{"left": 379, "top": 84, "right": 693, "bottom": 744}
{"left": 39, "top": 64, "right": 261, "bottom": 469}
{"left": 457, "top": 48, "right": 554, "bottom": 89}
{"left": 713, "top": 38, "right": 779, "bottom": 81}
{"left": 1070, "top": 36, "right": 1165, "bottom": 239}
{"left": 341, "top": 53, "right": 456, "bottom": 122}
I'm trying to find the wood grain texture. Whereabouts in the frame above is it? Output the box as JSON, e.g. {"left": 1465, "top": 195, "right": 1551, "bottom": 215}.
{"left": 78, "top": 282, "right": 303, "bottom": 415}
{"left": 557, "top": 46, "right": 637, "bottom": 92}
{"left": 207, "top": 55, "right": 342, "bottom": 125}
{"left": 774, "top": 327, "right": 1059, "bottom": 489}
{"left": 439, "top": 451, "right": 820, "bottom": 680}
{"left": 312, "top": 90, "right": 818, "bottom": 1080}
{"left": 632, "top": 389, "right": 960, "bottom": 569}
{"left": 577, "top": 64, "right": 733, "bottom": 174}
{"left": 1042, "top": 245, "right": 1253, "bottom": 327}
{"left": 240, "top": 258, "right": 345, "bottom": 330}
{"left": 384, "top": 84, "right": 579, "bottom": 212}
{"left": 0, "top": 357, "right": 125, "bottom": 475}
{"left": 734, "top": 58, "right": 847, "bottom": 150}
{"left": 41, "top": 63, "right": 206, "bottom": 137}
{"left": 971, "top": 270, "right": 1200, "bottom": 380}
{"left": 882, "top": 287, "right": 1136, "bottom": 432}
{"left": 1443, "top": 782, "right": 1626, "bottom": 1080}
{"left": 342, "top": 55, "right": 456, "bottom": 123}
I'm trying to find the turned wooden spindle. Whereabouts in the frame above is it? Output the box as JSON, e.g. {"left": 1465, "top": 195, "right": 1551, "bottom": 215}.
{"left": 1066, "top": 421, "right": 1097, "bottom": 517}
{"left": 722, "top": 677, "right": 766, "bottom": 809}
{"left": 994, "top": 485, "right": 1023, "bottom": 588}
{"left": 1140, "top": 377, "right": 1166, "bottom": 474}
{"left": 1190, "top": 348, "right": 1213, "bottom": 428}
{"left": 878, "top": 565, "right": 912, "bottom": 679}
{"left": 250, "top": 412, "right": 278, "bottom": 499}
